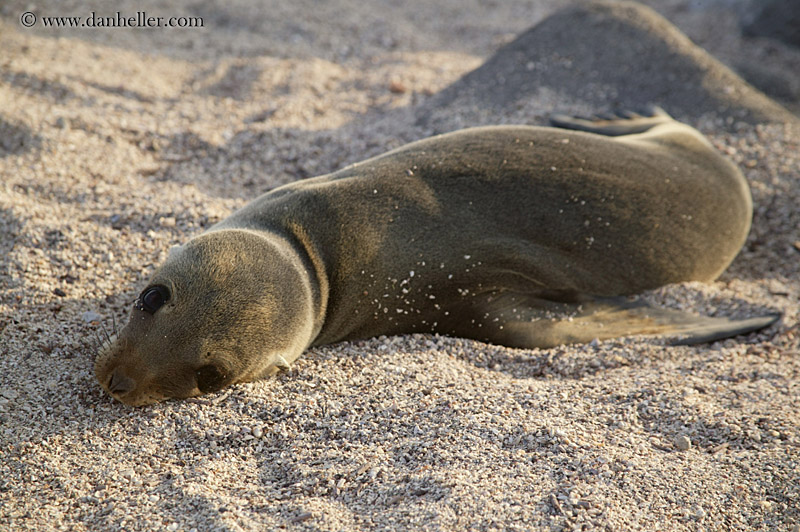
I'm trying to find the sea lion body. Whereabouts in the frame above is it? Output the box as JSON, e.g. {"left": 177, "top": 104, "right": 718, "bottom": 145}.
{"left": 224, "top": 121, "right": 750, "bottom": 343}
{"left": 96, "top": 113, "right": 770, "bottom": 405}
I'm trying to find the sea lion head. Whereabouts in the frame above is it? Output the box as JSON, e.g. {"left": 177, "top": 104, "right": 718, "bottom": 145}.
{"left": 95, "top": 229, "right": 317, "bottom": 406}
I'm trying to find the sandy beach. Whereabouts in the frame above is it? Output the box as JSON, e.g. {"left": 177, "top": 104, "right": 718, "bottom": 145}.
{"left": 1, "top": 1, "right": 798, "bottom": 530}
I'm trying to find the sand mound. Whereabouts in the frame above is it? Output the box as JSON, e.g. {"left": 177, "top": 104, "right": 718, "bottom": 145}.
{"left": 419, "top": 1, "right": 795, "bottom": 132}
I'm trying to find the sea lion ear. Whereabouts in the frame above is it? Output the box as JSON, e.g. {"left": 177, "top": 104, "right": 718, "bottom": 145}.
{"left": 167, "top": 245, "right": 183, "bottom": 259}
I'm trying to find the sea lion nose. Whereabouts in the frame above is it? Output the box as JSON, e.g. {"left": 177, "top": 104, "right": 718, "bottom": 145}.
{"left": 107, "top": 368, "right": 136, "bottom": 396}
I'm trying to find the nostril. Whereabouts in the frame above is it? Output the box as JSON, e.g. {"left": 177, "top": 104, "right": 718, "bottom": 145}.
{"left": 108, "top": 369, "right": 136, "bottom": 395}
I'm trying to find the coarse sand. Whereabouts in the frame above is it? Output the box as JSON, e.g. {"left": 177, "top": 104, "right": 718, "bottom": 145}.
{"left": 1, "top": 1, "right": 798, "bottom": 530}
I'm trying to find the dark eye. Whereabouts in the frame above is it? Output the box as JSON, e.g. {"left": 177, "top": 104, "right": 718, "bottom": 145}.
{"left": 137, "top": 285, "right": 170, "bottom": 314}
{"left": 196, "top": 364, "right": 228, "bottom": 394}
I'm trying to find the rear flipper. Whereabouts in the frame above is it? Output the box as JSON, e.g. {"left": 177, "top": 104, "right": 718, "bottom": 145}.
{"left": 444, "top": 291, "right": 780, "bottom": 349}
{"left": 549, "top": 106, "right": 673, "bottom": 137}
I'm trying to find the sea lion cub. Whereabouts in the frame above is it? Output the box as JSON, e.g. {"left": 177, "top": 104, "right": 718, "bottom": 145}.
{"left": 96, "top": 109, "right": 777, "bottom": 405}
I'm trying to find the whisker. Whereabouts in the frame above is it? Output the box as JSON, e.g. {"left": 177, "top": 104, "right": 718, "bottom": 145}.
{"left": 93, "top": 330, "right": 104, "bottom": 355}
{"left": 100, "top": 321, "right": 112, "bottom": 344}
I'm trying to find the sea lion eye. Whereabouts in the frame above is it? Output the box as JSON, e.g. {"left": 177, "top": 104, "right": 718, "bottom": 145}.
{"left": 137, "top": 285, "right": 170, "bottom": 314}
{"left": 196, "top": 364, "right": 228, "bottom": 393}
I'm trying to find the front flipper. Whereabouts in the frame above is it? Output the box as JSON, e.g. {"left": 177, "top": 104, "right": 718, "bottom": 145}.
{"left": 443, "top": 291, "right": 779, "bottom": 349}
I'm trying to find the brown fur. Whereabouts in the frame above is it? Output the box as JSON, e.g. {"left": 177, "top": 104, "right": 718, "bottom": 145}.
{"left": 96, "top": 113, "right": 774, "bottom": 405}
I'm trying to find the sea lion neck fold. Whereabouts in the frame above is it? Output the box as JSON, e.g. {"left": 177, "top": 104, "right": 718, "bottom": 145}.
{"left": 211, "top": 202, "right": 331, "bottom": 341}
